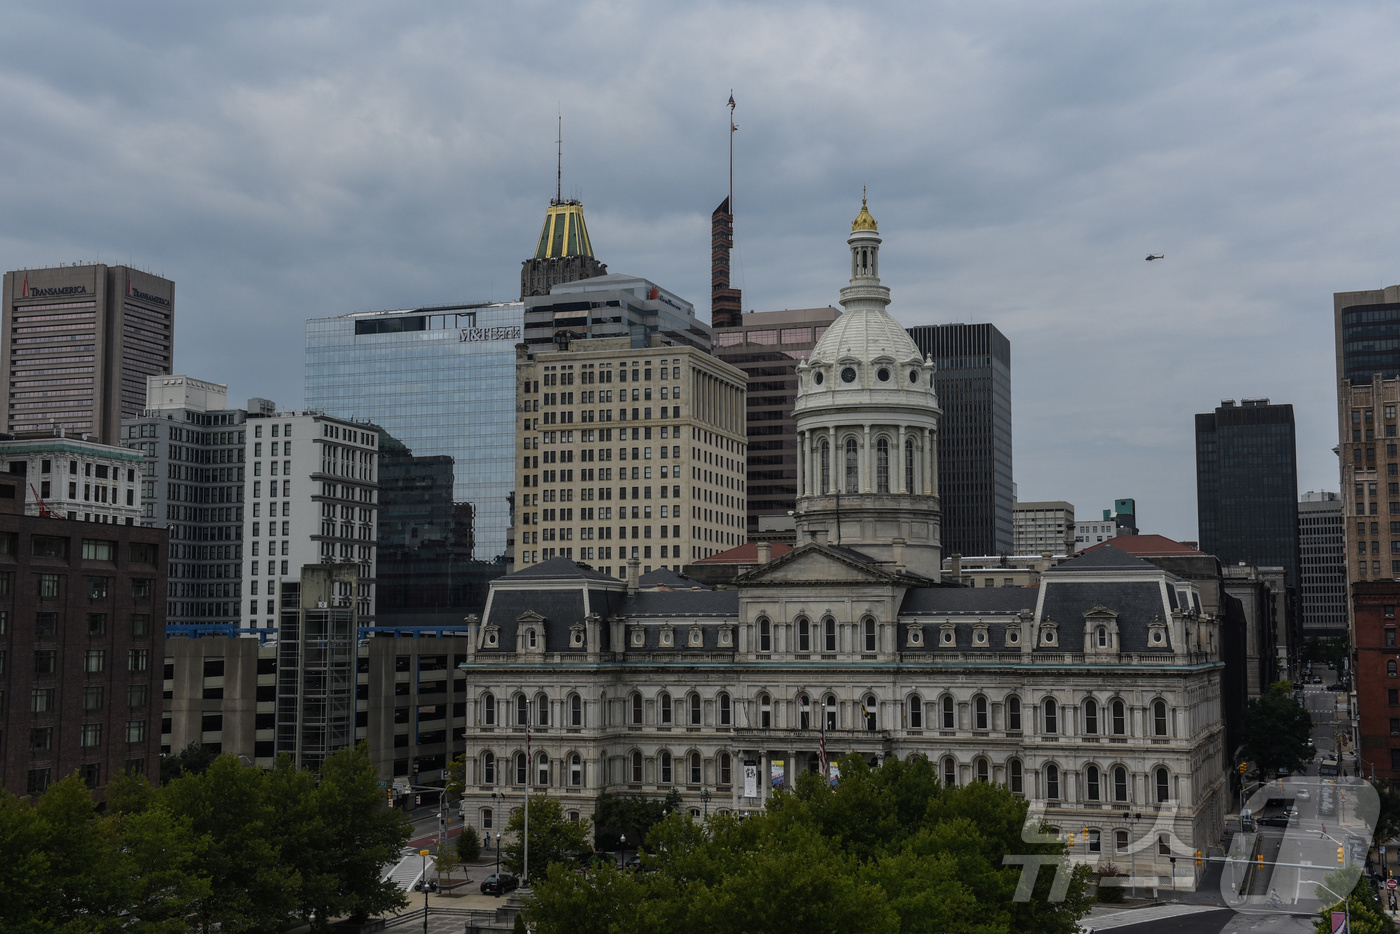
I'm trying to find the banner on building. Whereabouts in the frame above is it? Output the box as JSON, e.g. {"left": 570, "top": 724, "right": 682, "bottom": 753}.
{"left": 743, "top": 760, "right": 758, "bottom": 798}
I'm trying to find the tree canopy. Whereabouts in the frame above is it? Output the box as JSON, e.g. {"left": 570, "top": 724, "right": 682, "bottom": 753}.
{"left": 0, "top": 742, "right": 410, "bottom": 932}
{"left": 1241, "top": 682, "right": 1314, "bottom": 778}
{"left": 502, "top": 795, "right": 593, "bottom": 878}
{"left": 524, "top": 754, "right": 1092, "bottom": 934}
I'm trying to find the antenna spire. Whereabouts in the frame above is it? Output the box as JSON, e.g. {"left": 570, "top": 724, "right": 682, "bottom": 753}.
{"left": 728, "top": 91, "right": 736, "bottom": 218}
{"left": 556, "top": 112, "right": 562, "bottom": 205}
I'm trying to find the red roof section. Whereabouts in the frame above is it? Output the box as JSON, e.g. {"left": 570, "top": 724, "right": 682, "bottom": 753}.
{"left": 693, "top": 542, "right": 794, "bottom": 564}
{"left": 1080, "top": 534, "right": 1205, "bottom": 557}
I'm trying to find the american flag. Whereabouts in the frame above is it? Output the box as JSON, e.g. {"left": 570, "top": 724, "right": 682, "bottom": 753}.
{"left": 818, "top": 726, "right": 827, "bottom": 781}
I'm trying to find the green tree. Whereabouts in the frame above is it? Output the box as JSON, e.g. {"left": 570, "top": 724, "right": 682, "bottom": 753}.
{"left": 159, "top": 741, "right": 219, "bottom": 784}
{"left": 592, "top": 791, "right": 674, "bottom": 852}
{"left": 458, "top": 824, "right": 482, "bottom": 862}
{"left": 304, "top": 743, "right": 412, "bottom": 928}
{"left": 1241, "top": 683, "right": 1314, "bottom": 778}
{"left": 503, "top": 795, "right": 592, "bottom": 877}
{"left": 524, "top": 862, "right": 647, "bottom": 934}
{"left": 0, "top": 789, "right": 52, "bottom": 932}
{"left": 1373, "top": 780, "right": 1400, "bottom": 847}
{"left": 1314, "top": 869, "right": 1395, "bottom": 934}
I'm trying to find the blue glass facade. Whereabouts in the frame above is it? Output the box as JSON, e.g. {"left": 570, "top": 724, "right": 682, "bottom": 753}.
{"left": 305, "top": 303, "right": 523, "bottom": 561}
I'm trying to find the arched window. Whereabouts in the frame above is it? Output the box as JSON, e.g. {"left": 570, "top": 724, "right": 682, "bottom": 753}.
{"left": 1043, "top": 698, "right": 1058, "bottom": 734}
{"left": 759, "top": 693, "right": 772, "bottom": 728}
{"left": 1084, "top": 699, "right": 1099, "bottom": 735}
{"left": 1009, "top": 758, "right": 1024, "bottom": 794}
{"left": 689, "top": 752, "right": 702, "bottom": 785}
{"left": 876, "top": 438, "right": 890, "bottom": 493}
{"left": 798, "top": 694, "right": 811, "bottom": 730}
{"left": 823, "top": 617, "right": 837, "bottom": 652}
{"left": 1045, "top": 764, "right": 1060, "bottom": 799}
{"left": 516, "top": 694, "right": 528, "bottom": 726}
{"left": 528, "top": 629, "right": 537, "bottom": 649}
{"left": 483, "top": 752, "right": 496, "bottom": 785}
{"left": 863, "top": 618, "right": 876, "bottom": 652}
{"left": 1154, "top": 767, "right": 1170, "bottom": 803}
{"left": 974, "top": 695, "right": 988, "bottom": 731}
{"left": 483, "top": 692, "right": 496, "bottom": 726}
{"left": 718, "top": 693, "right": 732, "bottom": 726}
{"left": 536, "top": 752, "right": 549, "bottom": 787}
{"left": 482, "top": 807, "right": 494, "bottom": 831}
{"left": 1086, "top": 765, "right": 1100, "bottom": 800}
{"left": 570, "top": 754, "right": 583, "bottom": 787}
{"left": 515, "top": 752, "right": 527, "bottom": 785}
{"left": 758, "top": 617, "right": 771, "bottom": 652}
{"left": 942, "top": 756, "right": 957, "bottom": 786}
{"left": 1007, "top": 695, "right": 1022, "bottom": 731}
{"left": 659, "top": 751, "right": 673, "bottom": 784}
{"left": 905, "top": 439, "right": 915, "bottom": 493}
{"left": 863, "top": 695, "right": 878, "bottom": 731}
{"left": 798, "top": 618, "right": 811, "bottom": 652}
{"left": 1153, "top": 700, "right": 1168, "bottom": 737}
{"left": 820, "top": 441, "right": 830, "bottom": 494}
{"left": 719, "top": 752, "right": 732, "bottom": 786}
{"left": 941, "top": 695, "right": 955, "bottom": 729}
{"left": 630, "top": 692, "right": 643, "bottom": 725}
{"left": 845, "top": 438, "right": 859, "bottom": 492}
{"left": 1113, "top": 766, "right": 1129, "bottom": 802}
{"left": 1112, "top": 700, "right": 1127, "bottom": 735}
{"left": 537, "top": 693, "right": 550, "bottom": 727}
{"left": 659, "top": 692, "right": 673, "bottom": 725}
{"left": 630, "top": 751, "right": 643, "bottom": 783}
{"left": 823, "top": 694, "right": 838, "bottom": 730}
{"left": 907, "top": 694, "right": 923, "bottom": 729}
{"left": 1391, "top": 659, "right": 1398, "bottom": 677}
{"left": 975, "top": 758, "right": 990, "bottom": 782}
{"left": 570, "top": 693, "right": 583, "bottom": 727}
{"left": 689, "top": 693, "right": 702, "bottom": 726}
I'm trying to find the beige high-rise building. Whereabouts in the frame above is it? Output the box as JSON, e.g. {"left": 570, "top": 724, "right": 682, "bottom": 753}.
{"left": 1338, "top": 375, "right": 1400, "bottom": 585}
{"left": 512, "top": 336, "right": 747, "bottom": 577}
{"left": 2, "top": 264, "right": 174, "bottom": 444}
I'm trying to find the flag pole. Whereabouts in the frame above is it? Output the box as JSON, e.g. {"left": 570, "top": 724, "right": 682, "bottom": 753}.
{"left": 524, "top": 700, "right": 531, "bottom": 884}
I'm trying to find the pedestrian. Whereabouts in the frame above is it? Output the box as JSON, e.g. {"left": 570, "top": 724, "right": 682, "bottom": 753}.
{"left": 485, "top": 831, "right": 491, "bottom": 849}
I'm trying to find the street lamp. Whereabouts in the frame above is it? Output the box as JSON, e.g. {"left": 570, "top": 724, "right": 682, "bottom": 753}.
{"left": 495, "top": 832, "right": 502, "bottom": 881}
{"left": 1314, "top": 877, "right": 1351, "bottom": 934}
{"left": 418, "top": 848, "right": 430, "bottom": 934}
{"left": 701, "top": 785, "right": 712, "bottom": 820}
{"left": 619, "top": 833, "right": 627, "bottom": 869}
{"left": 1122, "top": 812, "right": 1142, "bottom": 900}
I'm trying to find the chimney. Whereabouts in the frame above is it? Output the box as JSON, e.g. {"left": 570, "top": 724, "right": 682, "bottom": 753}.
{"left": 626, "top": 556, "right": 640, "bottom": 595}
{"left": 949, "top": 553, "right": 962, "bottom": 580}
{"left": 711, "top": 198, "right": 742, "bottom": 327}
{"left": 755, "top": 541, "right": 771, "bottom": 565}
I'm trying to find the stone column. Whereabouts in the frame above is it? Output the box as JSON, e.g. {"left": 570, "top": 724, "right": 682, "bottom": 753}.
{"left": 862, "top": 424, "right": 872, "bottom": 493}
{"left": 923, "top": 427, "right": 934, "bottom": 494}
{"left": 897, "top": 425, "right": 907, "bottom": 493}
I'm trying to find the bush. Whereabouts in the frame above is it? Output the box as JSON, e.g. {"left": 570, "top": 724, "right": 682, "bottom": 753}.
{"left": 458, "top": 824, "right": 482, "bottom": 862}
{"left": 1096, "top": 862, "right": 1125, "bottom": 903}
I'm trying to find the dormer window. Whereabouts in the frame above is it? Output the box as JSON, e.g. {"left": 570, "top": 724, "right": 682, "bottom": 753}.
{"left": 908, "top": 369, "right": 919, "bottom": 384}
{"left": 631, "top": 628, "right": 645, "bottom": 646}
{"left": 841, "top": 366, "right": 857, "bottom": 384}
{"left": 1097, "top": 627, "right": 1107, "bottom": 648}
{"left": 527, "top": 630, "right": 538, "bottom": 649}
{"left": 814, "top": 371, "right": 825, "bottom": 386}
{"left": 689, "top": 627, "right": 703, "bottom": 646}
{"left": 876, "top": 367, "right": 890, "bottom": 382}
{"left": 1043, "top": 629, "right": 1056, "bottom": 646}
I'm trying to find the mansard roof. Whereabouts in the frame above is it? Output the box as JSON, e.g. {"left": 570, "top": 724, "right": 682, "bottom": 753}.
{"left": 1051, "top": 543, "right": 1162, "bottom": 572}
{"left": 503, "top": 556, "right": 617, "bottom": 582}
{"left": 900, "top": 586, "right": 1037, "bottom": 615}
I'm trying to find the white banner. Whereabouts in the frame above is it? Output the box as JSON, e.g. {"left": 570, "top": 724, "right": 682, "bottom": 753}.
{"left": 743, "top": 761, "right": 758, "bottom": 798}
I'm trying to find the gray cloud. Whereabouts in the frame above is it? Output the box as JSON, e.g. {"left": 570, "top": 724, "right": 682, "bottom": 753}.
{"left": 1, "top": 0, "right": 1395, "bottom": 539}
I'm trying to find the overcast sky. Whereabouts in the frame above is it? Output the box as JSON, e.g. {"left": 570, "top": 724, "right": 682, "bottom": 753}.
{"left": 2, "top": 1, "right": 1395, "bottom": 541}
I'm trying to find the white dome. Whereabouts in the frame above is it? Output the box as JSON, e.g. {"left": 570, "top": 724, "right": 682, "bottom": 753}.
{"left": 810, "top": 307, "right": 921, "bottom": 366}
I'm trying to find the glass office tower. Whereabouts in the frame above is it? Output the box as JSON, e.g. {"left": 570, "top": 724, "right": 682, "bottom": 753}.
{"left": 305, "top": 302, "right": 523, "bottom": 562}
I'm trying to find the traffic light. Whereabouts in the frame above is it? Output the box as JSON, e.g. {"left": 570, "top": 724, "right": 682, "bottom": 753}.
{"left": 1195, "top": 850, "right": 1202, "bottom": 867}
{"left": 1238, "top": 762, "right": 1247, "bottom": 775}
{"left": 1067, "top": 833, "right": 1076, "bottom": 846}
{"left": 1338, "top": 846, "right": 1345, "bottom": 866}
{"left": 1257, "top": 854, "right": 1264, "bottom": 871}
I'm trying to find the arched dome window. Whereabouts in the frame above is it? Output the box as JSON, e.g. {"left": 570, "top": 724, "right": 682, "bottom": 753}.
{"left": 845, "top": 439, "right": 859, "bottom": 493}
{"left": 820, "top": 441, "right": 830, "bottom": 494}
{"left": 876, "top": 438, "right": 890, "bottom": 493}
{"left": 905, "top": 440, "right": 916, "bottom": 493}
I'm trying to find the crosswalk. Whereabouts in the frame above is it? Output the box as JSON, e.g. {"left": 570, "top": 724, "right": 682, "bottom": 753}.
{"left": 382, "top": 848, "right": 428, "bottom": 893}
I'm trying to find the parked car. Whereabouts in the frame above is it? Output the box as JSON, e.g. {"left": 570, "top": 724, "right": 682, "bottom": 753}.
{"left": 1313, "top": 676, "right": 1324, "bottom": 685}
{"left": 481, "top": 873, "right": 519, "bottom": 896}
{"left": 1258, "top": 814, "right": 1291, "bottom": 828}
{"left": 1295, "top": 788, "right": 1312, "bottom": 801}
{"left": 625, "top": 855, "right": 643, "bottom": 870}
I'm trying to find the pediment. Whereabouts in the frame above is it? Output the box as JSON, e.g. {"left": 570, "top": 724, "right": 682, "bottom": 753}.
{"left": 516, "top": 610, "right": 547, "bottom": 624}
{"left": 737, "top": 541, "right": 899, "bottom": 585}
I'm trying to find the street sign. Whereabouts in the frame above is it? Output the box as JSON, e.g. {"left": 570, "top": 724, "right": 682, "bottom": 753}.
{"left": 1388, "top": 879, "right": 1397, "bottom": 891}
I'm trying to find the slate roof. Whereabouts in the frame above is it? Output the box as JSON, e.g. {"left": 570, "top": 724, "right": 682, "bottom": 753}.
{"left": 1083, "top": 535, "right": 1205, "bottom": 557}
{"left": 1051, "top": 544, "right": 1163, "bottom": 573}
{"left": 479, "top": 583, "right": 625, "bottom": 652}
{"left": 637, "top": 568, "right": 713, "bottom": 590}
{"left": 503, "top": 556, "right": 617, "bottom": 581}
{"left": 1037, "top": 580, "right": 1173, "bottom": 653}
{"left": 900, "top": 586, "right": 1038, "bottom": 615}
{"left": 623, "top": 589, "right": 739, "bottom": 618}
{"left": 693, "top": 542, "right": 794, "bottom": 564}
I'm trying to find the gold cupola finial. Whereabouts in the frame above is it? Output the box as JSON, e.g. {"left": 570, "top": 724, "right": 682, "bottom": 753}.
{"left": 851, "top": 188, "right": 878, "bottom": 232}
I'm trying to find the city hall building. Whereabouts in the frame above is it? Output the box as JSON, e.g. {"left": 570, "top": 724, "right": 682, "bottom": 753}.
{"left": 454, "top": 203, "right": 1230, "bottom": 889}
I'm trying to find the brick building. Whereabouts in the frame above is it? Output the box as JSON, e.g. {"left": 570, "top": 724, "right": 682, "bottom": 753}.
{"left": 1353, "top": 580, "right": 1400, "bottom": 785}
{"left": 0, "top": 478, "right": 166, "bottom": 798}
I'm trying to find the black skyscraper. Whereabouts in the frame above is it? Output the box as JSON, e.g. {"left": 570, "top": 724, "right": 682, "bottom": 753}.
{"left": 1195, "top": 398, "right": 1300, "bottom": 590}
{"left": 906, "top": 323, "right": 1013, "bottom": 557}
